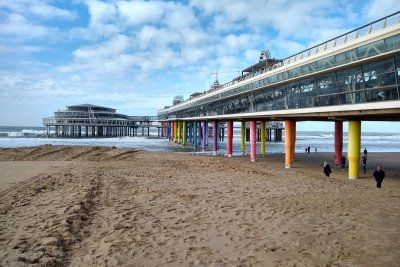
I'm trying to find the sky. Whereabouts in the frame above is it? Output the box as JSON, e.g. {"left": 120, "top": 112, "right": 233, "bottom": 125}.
{"left": 0, "top": 0, "right": 400, "bottom": 132}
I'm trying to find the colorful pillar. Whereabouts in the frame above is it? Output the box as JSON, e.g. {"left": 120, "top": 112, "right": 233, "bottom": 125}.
{"left": 198, "top": 121, "right": 202, "bottom": 146}
{"left": 334, "top": 121, "right": 343, "bottom": 165}
{"left": 250, "top": 120, "right": 257, "bottom": 162}
{"left": 291, "top": 121, "right": 296, "bottom": 163}
{"left": 171, "top": 122, "right": 174, "bottom": 141}
{"left": 241, "top": 121, "right": 246, "bottom": 155}
{"left": 182, "top": 121, "right": 187, "bottom": 146}
{"left": 213, "top": 121, "right": 218, "bottom": 155}
{"left": 285, "top": 120, "right": 294, "bottom": 169}
{"left": 202, "top": 121, "right": 207, "bottom": 151}
{"left": 348, "top": 121, "right": 361, "bottom": 180}
{"left": 194, "top": 121, "right": 198, "bottom": 150}
{"left": 261, "top": 121, "right": 266, "bottom": 156}
{"left": 227, "top": 121, "right": 233, "bottom": 157}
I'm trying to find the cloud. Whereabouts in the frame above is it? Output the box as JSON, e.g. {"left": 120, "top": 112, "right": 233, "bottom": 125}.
{"left": 117, "top": 0, "right": 164, "bottom": 25}
{"left": 365, "top": 0, "right": 400, "bottom": 19}
{"left": 0, "top": 13, "right": 49, "bottom": 39}
{"left": 0, "top": 0, "right": 76, "bottom": 20}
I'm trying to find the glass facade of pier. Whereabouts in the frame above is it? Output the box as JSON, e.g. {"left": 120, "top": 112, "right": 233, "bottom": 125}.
{"left": 160, "top": 33, "right": 400, "bottom": 119}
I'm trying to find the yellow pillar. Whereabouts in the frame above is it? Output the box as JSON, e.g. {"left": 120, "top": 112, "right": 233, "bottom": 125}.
{"left": 182, "top": 121, "right": 187, "bottom": 146}
{"left": 348, "top": 121, "right": 361, "bottom": 179}
{"left": 175, "top": 121, "right": 178, "bottom": 143}
{"left": 261, "top": 121, "right": 266, "bottom": 156}
{"left": 241, "top": 121, "right": 245, "bottom": 154}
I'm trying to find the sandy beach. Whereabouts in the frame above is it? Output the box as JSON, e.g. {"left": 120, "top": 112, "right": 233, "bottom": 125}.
{"left": 0, "top": 145, "right": 399, "bottom": 266}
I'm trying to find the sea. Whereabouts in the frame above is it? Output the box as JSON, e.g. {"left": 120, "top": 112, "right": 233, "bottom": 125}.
{"left": 0, "top": 126, "right": 399, "bottom": 154}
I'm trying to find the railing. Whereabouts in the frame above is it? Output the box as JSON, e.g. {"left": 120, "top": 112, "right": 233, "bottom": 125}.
{"left": 165, "top": 11, "right": 400, "bottom": 109}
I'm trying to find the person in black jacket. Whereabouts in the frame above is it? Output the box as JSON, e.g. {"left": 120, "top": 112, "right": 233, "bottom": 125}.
{"left": 373, "top": 166, "right": 385, "bottom": 188}
{"left": 323, "top": 162, "right": 332, "bottom": 177}
{"left": 341, "top": 156, "right": 346, "bottom": 169}
{"left": 362, "top": 156, "right": 367, "bottom": 173}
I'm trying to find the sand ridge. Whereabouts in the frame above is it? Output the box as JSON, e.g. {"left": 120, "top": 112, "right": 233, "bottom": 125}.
{"left": 0, "top": 145, "right": 399, "bottom": 266}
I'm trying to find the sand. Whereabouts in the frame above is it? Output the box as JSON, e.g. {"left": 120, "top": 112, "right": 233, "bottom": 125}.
{"left": 0, "top": 145, "right": 399, "bottom": 266}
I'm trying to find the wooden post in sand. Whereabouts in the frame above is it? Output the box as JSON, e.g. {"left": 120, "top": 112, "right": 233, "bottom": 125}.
{"left": 285, "top": 120, "right": 294, "bottom": 169}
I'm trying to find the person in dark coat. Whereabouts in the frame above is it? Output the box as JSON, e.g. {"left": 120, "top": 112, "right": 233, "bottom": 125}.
{"left": 373, "top": 166, "right": 385, "bottom": 188}
{"left": 341, "top": 156, "right": 346, "bottom": 169}
{"left": 364, "top": 148, "right": 368, "bottom": 157}
{"left": 362, "top": 156, "right": 367, "bottom": 173}
{"left": 323, "top": 162, "right": 332, "bottom": 177}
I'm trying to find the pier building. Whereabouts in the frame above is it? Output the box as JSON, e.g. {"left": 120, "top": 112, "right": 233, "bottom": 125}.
{"left": 43, "top": 104, "right": 162, "bottom": 138}
{"left": 158, "top": 12, "right": 400, "bottom": 179}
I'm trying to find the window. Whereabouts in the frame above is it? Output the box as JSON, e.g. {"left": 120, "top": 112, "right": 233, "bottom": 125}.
{"left": 357, "top": 39, "right": 385, "bottom": 59}
{"left": 336, "top": 67, "right": 364, "bottom": 93}
{"left": 385, "top": 34, "right": 400, "bottom": 52}
{"left": 363, "top": 59, "right": 396, "bottom": 88}
{"left": 317, "top": 56, "right": 336, "bottom": 71}
{"left": 316, "top": 73, "right": 337, "bottom": 95}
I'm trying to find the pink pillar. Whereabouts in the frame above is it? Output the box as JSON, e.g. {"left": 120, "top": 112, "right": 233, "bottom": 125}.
{"left": 334, "top": 121, "right": 343, "bottom": 165}
{"left": 250, "top": 120, "right": 257, "bottom": 162}
{"left": 198, "top": 121, "right": 202, "bottom": 145}
{"left": 227, "top": 121, "right": 233, "bottom": 157}
{"left": 213, "top": 121, "right": 218, "bottom": 155}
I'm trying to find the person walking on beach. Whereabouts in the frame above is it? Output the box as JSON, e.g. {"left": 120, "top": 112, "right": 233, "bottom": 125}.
{"left": 323, "top": 162, "right": 332, "bottom": 177}
{"left": 315, "top": 147, "right": 317, "bottom": 153}
{"left": 341, "top": 156, "right": 346, "bottom": 169}
{"left": 362, "top": 156, "right": 367, "bottom": 173}
{"left": 364, "top": 148, "right": 368, "bottom": 157}
{"left": 373, "top": 166, "right": 385, "bottom": 188}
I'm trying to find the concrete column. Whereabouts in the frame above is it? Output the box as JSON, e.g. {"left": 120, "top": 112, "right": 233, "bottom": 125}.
{"left": 213, "top": 121, "right": 218, "bottom": 155}
{"left": 182, "top": 121, "right": 187, "bottom": 146}
{"left": 147, "top": 127, "right": 150, "bottom": 136}
{"left": 202, "top": 121, "right": 207, "bottom": 151}
{"left": 198, "top": 121, "right": 202, "bottom": 146}
{"left": 250, "top": 120, "right": 257, "bottom": 162}
{"left": 227, "top": 121, "right": 233, "bottom": 157}
{"left": 291, "top": 121, "right": 296, "bottom": 163}
{"left": 285, "top": 120, "right": 294, "bottom": 169}
{"left": 261, "top": 121, "right": 266, "bottom": 156}
{"left": 78, "top": 126, "right": 81, "bottom": 137}
{"left": 348, "top": 121, "right": 361, "bottom": 179}
{"left": 335, "top": 121, "right": 343, "bottom": 165}
{"left": 194, "top": 120, "right": 198, "bottom": 150}
{"left": 241, "top": 121, "right": 246, "bottom": 155}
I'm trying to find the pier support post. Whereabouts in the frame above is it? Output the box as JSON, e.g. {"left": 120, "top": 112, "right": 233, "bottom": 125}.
{"left": 182, "top": 121, "right": 187, "bottom": 146}
{"left": 348, "top": 121, "right": 361, "bottom": 180}
{"left": 241, "top": 121, "right": 246, "bottom": 155}
{"left": 250, "top": 120, "right": 257, "bottom": 162}
{"left": 177, "top": 121, "right": 181, "bottom": 144}
{"left": 335, "top": 121, "right": 343, "bottom": 165}
{"left": 291, "top": 121, "right": 296, "bottom": 162}
{"left": 194, "top": 121, "right": 198, "bottom": 150}
{"left": 85, "top": 126, "right": 88, "bottom": 137}
{"left": 261, "top": 121, "right": 266, "bottom": 156}
{"left": 227, "top": 121, "right": 233, "bottom": 157}
{"left": 198, "top": 121, "right": 202, "bottom": 146}
{"left": 78, "top": 126, "right": 81, "bottom": 137}
{"left": 213, "top": 121, "right": 218, "bottom": 155}
{"left": 202, "top": 121, "right": 207, "bottom": 151}
{"left": 285, "top": 120, "right": 294, "bottom": 169}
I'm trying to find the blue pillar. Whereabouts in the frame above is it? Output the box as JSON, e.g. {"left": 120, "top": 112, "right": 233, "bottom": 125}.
{"left": 188, "top": 122, "right": 192, "bottom": 142}
{"left": 202, "top": 121, "right": 207, "bottom": 151}
{"left": 193, "top": 121, "right": 198, "bottom": 150}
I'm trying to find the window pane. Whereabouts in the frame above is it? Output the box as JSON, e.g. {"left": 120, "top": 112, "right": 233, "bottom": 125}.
{"left": 318, "top": 95, "right": 338, "bottom": 106}
{"left": 385, "top": 34, "right": 400, "bottom": 52}
{"left": 338, "top": 92, "right": 365, "bottom": 104}
{"left": 317, "top": 56, "right": 336, "bottom": 71}
{"left": 316, "top": 73, "right": 337, "bottom": 95}
{"left": 365, "top": 87, "right": 399, "bottom": 101}
{"left": 337, "top": 67, "right": 364, "bottom": 93}
{"left": 357, "top": 39, "right": 385, "bottom": 59}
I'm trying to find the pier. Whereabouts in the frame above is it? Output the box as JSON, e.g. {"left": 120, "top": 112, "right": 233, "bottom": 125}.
{"left": 43, "top": 104, "right": 163, "bottom": 138}
{"left": 158, "top": 12, "right": 400, "bottom": 180}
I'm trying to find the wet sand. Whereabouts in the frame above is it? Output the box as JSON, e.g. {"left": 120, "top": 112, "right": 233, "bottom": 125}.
{"left": 0, "top": 145, "right": 399, "bottom": 266}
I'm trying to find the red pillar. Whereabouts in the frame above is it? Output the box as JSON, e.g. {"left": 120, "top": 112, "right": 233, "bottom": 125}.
{"left": 335, "top": 121, "right": 343, "bottom": 165}
{"left": 198, "top": 121, "right": 202, "bottom": 145}
{"left": 250, "top": 120, "right": 257, "bottom": 162}
{"left": 227, "top": 121, "right": 233, "bottom": 157}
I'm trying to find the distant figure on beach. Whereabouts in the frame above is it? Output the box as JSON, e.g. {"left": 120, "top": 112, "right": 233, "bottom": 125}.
{"left": 364, "top": 148, "right": 368, "bottom": 157}
{"left": 341, "top": 156, "right": 346, "bottom": 169}
{"left": 315, "top": 147, "right": 317, "bottom": 153}
{"left": 305, "top": 147, "right": 308, "bottom": 153}
{"left": 362, "top": 156, "right": 367, "bottom": 173}
{"left": 373, "top": 166, "right": 385, "bottom": 188}
{"left": 307, "top": 146, "right": 311, "bottom": 154}
{"left": 323, "top": 162, "right": 332, "bottom": 177}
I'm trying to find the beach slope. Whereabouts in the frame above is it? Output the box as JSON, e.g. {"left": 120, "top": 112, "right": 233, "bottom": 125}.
{"left": 0, "top": 145, "right": 399, "bottom": 266}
